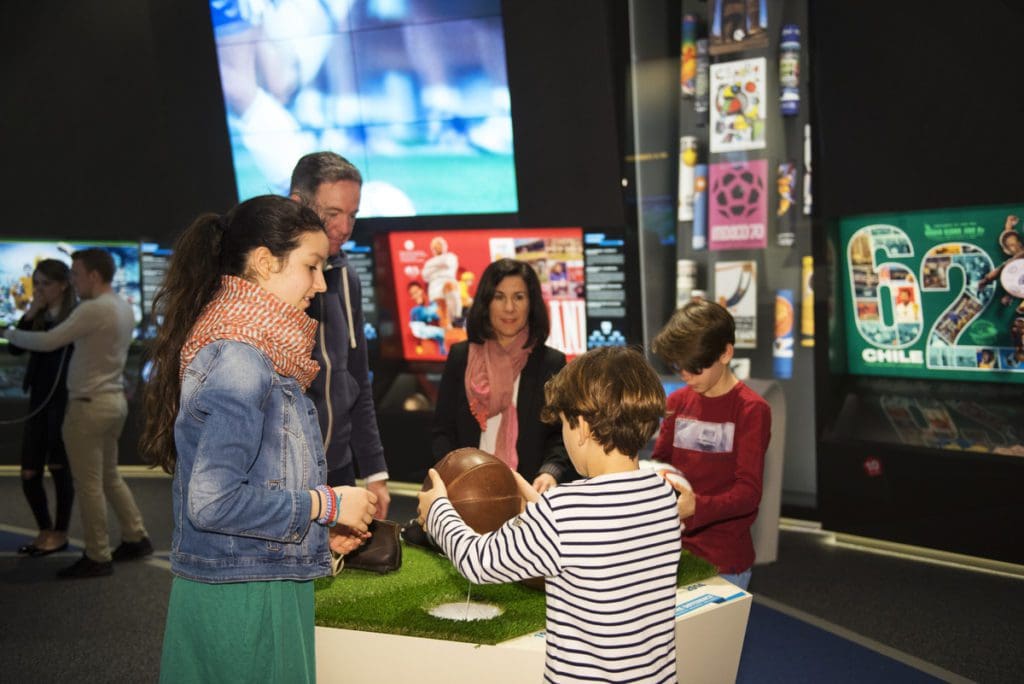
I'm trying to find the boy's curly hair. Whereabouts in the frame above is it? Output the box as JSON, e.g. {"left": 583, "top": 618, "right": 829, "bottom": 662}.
{"left": 541, "top": 346, "right": 666, "bottom": 457}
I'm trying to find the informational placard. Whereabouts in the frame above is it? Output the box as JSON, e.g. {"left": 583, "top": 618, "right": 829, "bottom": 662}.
{"left": 583, "top": 231, "right": 629, "bottom": 349}
{"left": 342, "top": 238, "right": 378, "bottom": 346}
{"left": 140, "top": 241, "right": 172, "bottom": 339}
{"left": 839, "top": 205, "right": 1024, "bottom": 382}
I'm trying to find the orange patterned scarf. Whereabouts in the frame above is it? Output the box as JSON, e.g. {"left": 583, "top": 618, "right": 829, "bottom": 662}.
{"left": 180, "top": 275, "right": 320, "bottom": 390}
{"left": 465, "top": 328, "right": 532, "bottom": 470}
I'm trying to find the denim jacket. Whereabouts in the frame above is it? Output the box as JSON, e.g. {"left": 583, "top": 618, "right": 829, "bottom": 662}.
{"left": 170, "top": 340, "right": 330, "bottom": 583}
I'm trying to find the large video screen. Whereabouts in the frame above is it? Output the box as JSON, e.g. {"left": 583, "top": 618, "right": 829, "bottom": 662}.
{"left": 839, "top": 204, "right": 1024, "bottom": 383}
{"left": 383, "top": 228, "right": 585, "bottom": 362}
{"left": 210, "top": 0, "right": 518, "bottom": 217}
{"left": 0, "top": 239, "right": 142, "bottom": 332}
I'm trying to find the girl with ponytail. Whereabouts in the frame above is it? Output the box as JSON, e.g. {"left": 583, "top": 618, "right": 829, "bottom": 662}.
{"left": 141, "top": 195, "right": 377, "bottom": 682}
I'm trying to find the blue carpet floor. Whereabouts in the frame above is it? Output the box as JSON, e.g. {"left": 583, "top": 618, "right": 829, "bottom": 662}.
{"left": 738, "top": 602, "right": 942, "bottom": 683}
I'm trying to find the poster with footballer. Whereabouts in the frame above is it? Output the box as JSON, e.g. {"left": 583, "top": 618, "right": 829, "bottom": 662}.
{"left": 708, "top": 159, "right": 768, "bottom": 251}
{"left": 384, "top": 228, "right": 586, "bottom": 362}
{"left": 709, "top": 57, "right": 767, "bottom": 153}
{"left": 714, "top": 260, "right": 758, "bottom": 349}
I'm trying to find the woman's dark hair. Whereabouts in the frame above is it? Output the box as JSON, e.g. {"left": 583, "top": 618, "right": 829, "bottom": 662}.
{"left": 140, "top": 195, "right": 324, "bottom": 473}
{"left": 31, "top": 259, "right": 76, "bottom": 329}
{"left": 465, "top": 258, "right": 549, "bottom": 348}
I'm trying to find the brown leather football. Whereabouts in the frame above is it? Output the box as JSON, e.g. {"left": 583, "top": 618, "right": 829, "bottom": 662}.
{"left": 426, "top": 447, "right": 522, "bottom": 534}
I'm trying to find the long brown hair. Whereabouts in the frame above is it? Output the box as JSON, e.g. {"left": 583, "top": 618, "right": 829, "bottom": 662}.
{"left": 30, "top": 259, "right": 76, "bottom": 329}
{"left": 140, "top": 195, "right": 324, "bottom": 473}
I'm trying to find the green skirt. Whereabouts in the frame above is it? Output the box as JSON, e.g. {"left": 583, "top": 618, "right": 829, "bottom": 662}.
{"left": 160, "top": 576, "right": 316, "bottom": 683}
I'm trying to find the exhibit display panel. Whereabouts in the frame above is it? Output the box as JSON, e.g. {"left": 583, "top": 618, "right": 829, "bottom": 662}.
{"left": 819, "top": 203, "right": 1024, "bottom": 565}
{"left": 0, "top": 239, "right": 142, "bottom": 334}
{"left": 633, "top": 0, "right": 818, "bottom": 509}
{"left": 316, "top": 576, "right": 750, "bottom": 684}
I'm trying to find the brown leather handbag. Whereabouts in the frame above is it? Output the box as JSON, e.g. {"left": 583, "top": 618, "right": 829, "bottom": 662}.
{"left": 335, "top": 519, "right": 403, "bottom": 575}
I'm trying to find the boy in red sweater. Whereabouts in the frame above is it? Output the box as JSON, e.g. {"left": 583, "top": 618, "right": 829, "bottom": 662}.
{"left": 651, "top": 299, "right": 771, "bottom": 590}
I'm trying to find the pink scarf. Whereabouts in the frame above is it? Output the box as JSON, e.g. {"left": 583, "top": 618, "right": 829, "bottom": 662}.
{"left": 180, "top": 276, "right": 320, "bottom": 390}
{"left": 465, "top": 328, "right": 532, "bottom": 470}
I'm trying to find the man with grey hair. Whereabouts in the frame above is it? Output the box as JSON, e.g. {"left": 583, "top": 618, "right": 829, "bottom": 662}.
{"left": 290, "top": 152, "right": 390, "bottom": 519}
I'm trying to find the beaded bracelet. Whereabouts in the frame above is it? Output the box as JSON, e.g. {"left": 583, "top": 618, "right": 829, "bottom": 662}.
{"left": 315, "top": 485, "right": 335, "bottom": 526}
{"left": 327, "top": 488, "right": 340, "bottom": 527}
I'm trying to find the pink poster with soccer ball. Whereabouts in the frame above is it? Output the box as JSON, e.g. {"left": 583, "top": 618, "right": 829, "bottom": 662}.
{"left": 708, "top": 160, "right": 768, "bottom": 251}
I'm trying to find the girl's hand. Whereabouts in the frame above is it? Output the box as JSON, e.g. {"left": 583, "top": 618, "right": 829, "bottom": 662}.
{"left": 24, "top": 296, "right": 45, "bottom": 319}
{"left": 329, "top": 525, "right": 371, "bottom": 555}
{"left": 335, "top": 486, "right": 376, "bottom": 532}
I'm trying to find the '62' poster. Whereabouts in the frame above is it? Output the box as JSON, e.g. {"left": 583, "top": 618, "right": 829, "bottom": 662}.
{"left": 840, "top": 204, "right": 1024, "bottom": 383}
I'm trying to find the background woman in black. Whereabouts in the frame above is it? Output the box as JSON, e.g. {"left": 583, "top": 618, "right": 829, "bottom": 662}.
{"left": 431, "top": 258, "right": 575, "bottom": 490}
{"left": 10, "top": 259, "right": 76, "bottom": 556}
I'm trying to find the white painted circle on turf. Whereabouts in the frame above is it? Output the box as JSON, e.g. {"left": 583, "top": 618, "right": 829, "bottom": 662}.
{"left": 428, "top": 602, "right": 503, "bottom": 622}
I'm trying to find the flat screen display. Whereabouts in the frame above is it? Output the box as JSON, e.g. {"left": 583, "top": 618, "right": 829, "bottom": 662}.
{"left": 0, "top": 239, "right": 142, "bottom": 333}
{"left": 383, "top": 228, "right": 585, "bottom": 362}
{"left": 838, "top": 204, "right": 1024, "bottom": 383}
{"left": 209, "top": 0, "right": 518, "bottom": 217}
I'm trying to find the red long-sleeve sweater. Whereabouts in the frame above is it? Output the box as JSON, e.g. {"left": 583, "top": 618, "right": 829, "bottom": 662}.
{"left": 652, "top": 382, "right": 771, "bottom": 574}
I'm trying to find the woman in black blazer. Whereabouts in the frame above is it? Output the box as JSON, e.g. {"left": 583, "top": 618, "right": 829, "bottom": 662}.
{"left": 431, "top": 258, "right": 575, "bottom": 491}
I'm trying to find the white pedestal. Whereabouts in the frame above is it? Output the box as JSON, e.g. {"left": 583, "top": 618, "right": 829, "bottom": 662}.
{"left": 317, "top": 576, "right": 750, "bottom": 683}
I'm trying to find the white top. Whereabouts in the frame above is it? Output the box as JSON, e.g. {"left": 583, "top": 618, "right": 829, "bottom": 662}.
{"left": 6, "top": 292, "right": 134, "bottom": 398}
{"left": 478, "top": 374, "right": 520, "bottom": 456}
{"left": 422, "top": 252, "right": 459, "bottom": 300}
{"left": 427, "top": 469, "right": 682, "bottom": 683}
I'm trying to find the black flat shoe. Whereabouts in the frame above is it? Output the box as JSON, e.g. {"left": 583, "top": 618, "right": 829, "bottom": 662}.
{"left": 17, "top": 544, "right": 38, "bottom": 555}
{"left": 57, "top": 554, "right": 113, "bottom": 579}
{"left": 30, "top": 542, "right": 68, "bottom": 557}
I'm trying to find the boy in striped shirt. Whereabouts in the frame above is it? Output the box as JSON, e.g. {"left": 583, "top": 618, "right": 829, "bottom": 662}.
{"left": 419, "top": 346, "right": 682, "bottom": 683}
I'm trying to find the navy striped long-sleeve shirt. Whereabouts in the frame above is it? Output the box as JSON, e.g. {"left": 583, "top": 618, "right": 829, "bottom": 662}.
{"left": 426, "top": 469, "right": 682, "bottom": 683}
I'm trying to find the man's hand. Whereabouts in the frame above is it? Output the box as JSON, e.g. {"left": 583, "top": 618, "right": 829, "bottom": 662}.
{"left": 514, "top": 471, "right": 541, "bottom": 512}
{"left": 367, "top": 480, "right": 391, "bottom": 519}
{"left": 532, "top": 472, "right": 557, "bottom": 494}
{"left": 416, "top": 468, "right": 448, "bottom": 526}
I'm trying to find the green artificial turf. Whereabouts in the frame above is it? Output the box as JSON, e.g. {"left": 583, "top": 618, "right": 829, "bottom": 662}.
{"left": 314, "top": 543, "right": 718, "bottom": 645}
